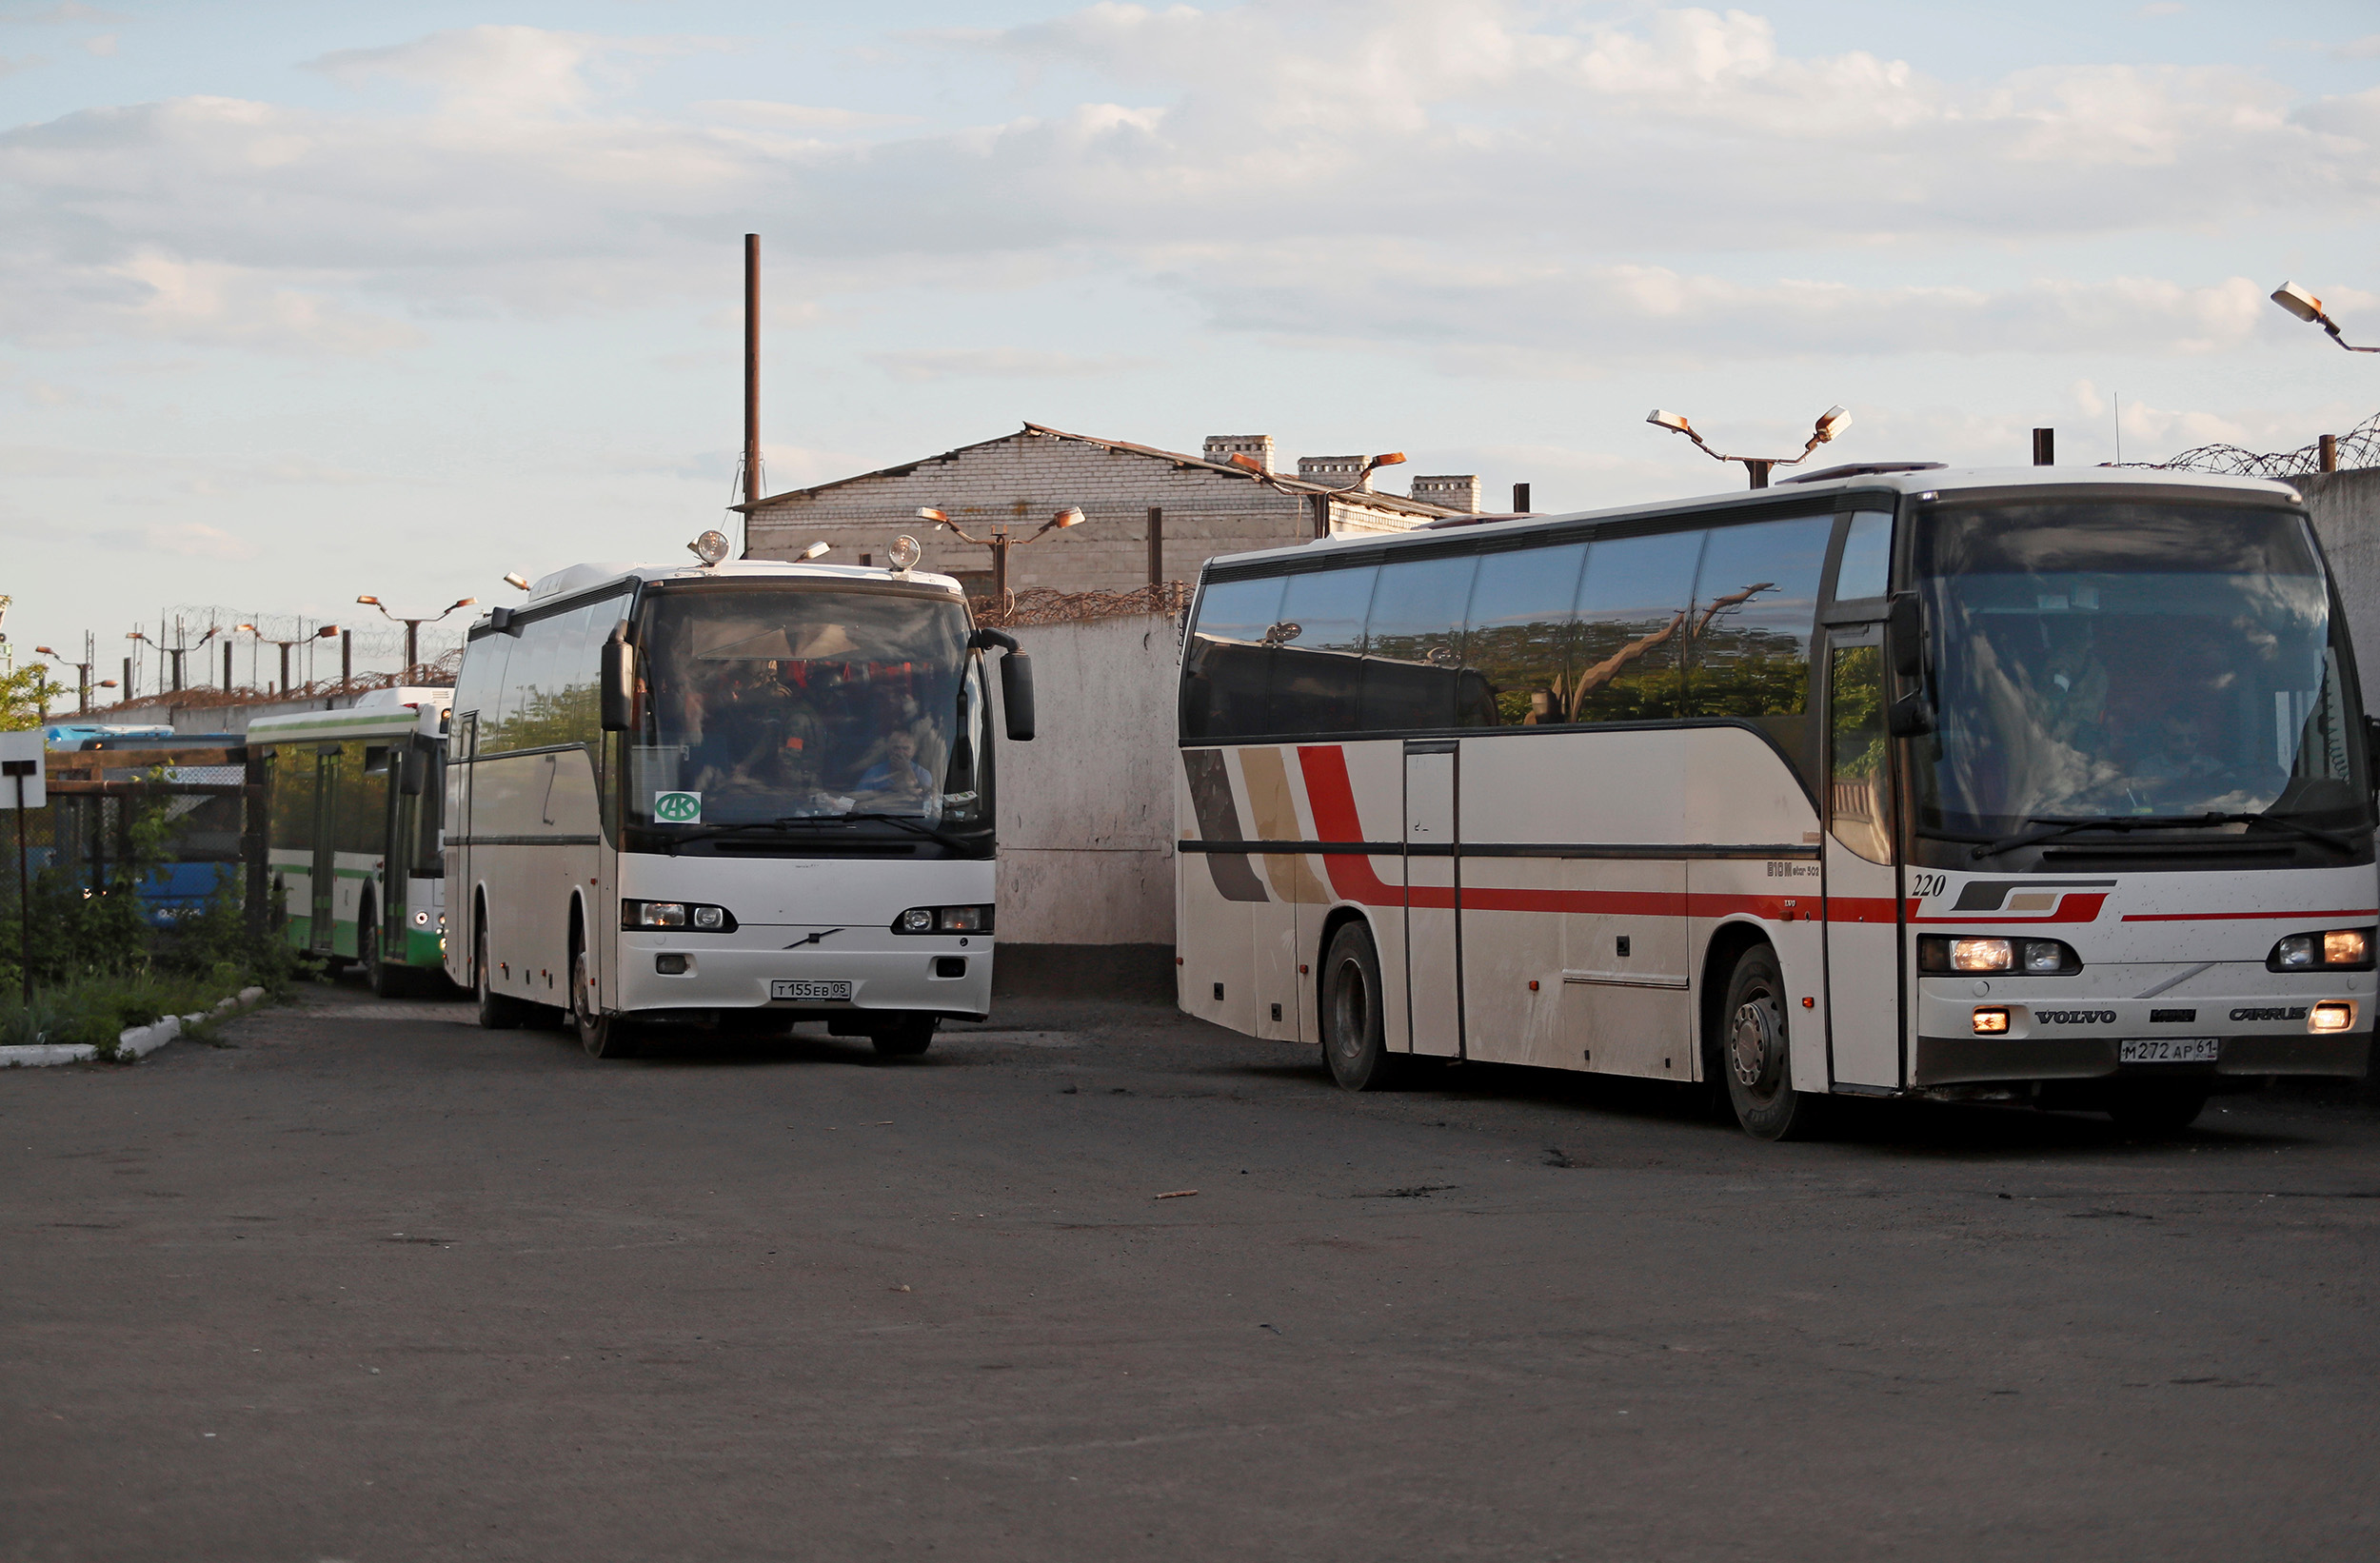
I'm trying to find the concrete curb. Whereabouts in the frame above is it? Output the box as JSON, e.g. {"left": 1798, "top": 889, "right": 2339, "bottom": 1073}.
{"left": 0, "top": 985, "right": 268, "bottom": 1069}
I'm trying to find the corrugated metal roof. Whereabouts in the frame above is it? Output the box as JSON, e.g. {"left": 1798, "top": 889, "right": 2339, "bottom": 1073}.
{"left": 735, "top": 422, "right": 1457, "bottom": 520}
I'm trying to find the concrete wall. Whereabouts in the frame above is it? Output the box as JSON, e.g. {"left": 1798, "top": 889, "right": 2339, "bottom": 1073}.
{"left": 986, "top": 611, "right": 1182, "bottom": 949}
{"left": 2304, "top": 468, "right": 2380, "bottom": 699}
{"left": 745, "top": 427, "right": 1437, "bottom": 595}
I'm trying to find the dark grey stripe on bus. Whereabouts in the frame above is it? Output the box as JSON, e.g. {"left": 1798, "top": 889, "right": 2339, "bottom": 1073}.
{"left": 446, "top": 835, "right": 603, "bottom": 847}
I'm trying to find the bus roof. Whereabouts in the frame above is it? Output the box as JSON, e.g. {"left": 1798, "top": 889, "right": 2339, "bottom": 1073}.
{"left": 1200, "top": 465, "right": 2309, "bottom": 575}
{"left": 248, "top": 698, "right": 446, "bottom": 745}
{"left": 503, "top": 558, "right": 967, "bottom": 617}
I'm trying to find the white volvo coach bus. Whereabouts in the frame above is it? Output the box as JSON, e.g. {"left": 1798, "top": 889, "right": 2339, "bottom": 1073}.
{"left": 1175, "top": 465, "right": 2377, "bottom": 1138}
{"left": 446, "top": 539, "right": 1035, "bottom": 1058}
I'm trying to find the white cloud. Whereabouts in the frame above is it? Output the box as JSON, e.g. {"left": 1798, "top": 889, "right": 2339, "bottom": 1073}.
{"left": 89, "top": 521, "right": 258, "bottom": 561}
{"left": 0, "top": 4, "right": 124, "bottom": 23}
{"left": 867, "top": 346, "right": 1151, "bottom": 381}
{"left": 0, "top": 7, "right": 2373, "bottom": 364}
{"left": 79, "top": 30, "right": 109, "bottom": 55}
{"left": 2335, "top": 34, "right": 2380, "bottom": 60}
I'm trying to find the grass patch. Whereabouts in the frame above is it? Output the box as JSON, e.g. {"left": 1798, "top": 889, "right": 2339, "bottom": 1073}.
{"left": 0, "top": 966, "right": 260, "bottom": 1054}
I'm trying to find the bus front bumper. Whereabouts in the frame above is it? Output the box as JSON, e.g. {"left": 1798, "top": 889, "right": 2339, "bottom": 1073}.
{"left": 1913, "top": 969, "right": 2375, "bottom": 1085}
{"left": 613, "top": 928, "right": 992, "bottom": 1022}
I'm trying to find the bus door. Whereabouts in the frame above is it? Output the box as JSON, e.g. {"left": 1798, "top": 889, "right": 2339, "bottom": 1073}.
{"left": 307, "top": 743, "right": 341, "bottom": 955}
{"left": 1822, "top": 632, "right": 1901, "bottom": 1088}
{"left": 1404, "top": 741, "right": 1462, "bottom": 1057}
{"left": 448, "top": 715, "right": 475, "bottom": 964}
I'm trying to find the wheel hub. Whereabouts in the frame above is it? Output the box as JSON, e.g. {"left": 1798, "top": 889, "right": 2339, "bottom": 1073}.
{"left": 1730, "top": 996, "right": 1782, "bottom": 1089}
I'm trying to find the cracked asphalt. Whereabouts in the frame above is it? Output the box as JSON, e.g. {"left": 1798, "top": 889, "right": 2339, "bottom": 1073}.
{"left": 4, "top": 981, "right": 2378, "bottom": 1561}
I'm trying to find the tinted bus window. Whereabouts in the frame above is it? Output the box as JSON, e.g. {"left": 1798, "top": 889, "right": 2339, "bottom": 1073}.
{"left": 1570, "top": 530, "right": 1701, "bottom": 722}
{"left": 454, "top": 631, "right": 509, "bottom": 758}
{"left": 1465, "top": 543, "right": 1588, "bottom": 725}
{"left": 1270, "top": 565, "right": 1376, "bottom": 735}
{"left": 1835, "top": 510, "right": 1893, "bottom": 601}
{"left": 1362, "top": 554, "right": 1484, "bottom": 732}
{"left": 1182, "top": 576, "right": 1286, "bottom": 740}
{"left": 1685, "top": 514, "right": 1832, "bottom": 749}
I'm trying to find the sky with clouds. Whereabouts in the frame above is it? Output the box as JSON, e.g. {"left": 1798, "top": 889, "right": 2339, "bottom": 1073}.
{"left": 3, "top": 0, "right": 2377, "bottom": 683}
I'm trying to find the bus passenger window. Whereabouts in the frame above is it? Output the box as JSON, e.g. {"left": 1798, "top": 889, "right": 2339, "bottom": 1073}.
{"left": 1361, "top": 554, "right": 1482, "bottom": 732}
{"left": 1569, "top": 531, "right": 1700, "bottom": 723}
{"left": 1269, "top": 565, "right": 1376, "bottom": 735}
{"left": 1464, "top": 543, "right": 1587, "bottom": 725}
{"left": 1182, "top": 576, "right": 1286, "bottom": 740}
{"left": 1829, "top": 643, "right": 1893, "bottom": 864}
{"left": 1686, "top": 514, "right": 1833, "bottom": 769}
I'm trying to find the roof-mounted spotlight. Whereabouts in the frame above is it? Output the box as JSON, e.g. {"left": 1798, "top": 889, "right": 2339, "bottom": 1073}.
{"left": 688, "top": 529, "right": 733, "bottom": 566}
{"left": 888, "top": 535, "right": 922, "bottom": 573}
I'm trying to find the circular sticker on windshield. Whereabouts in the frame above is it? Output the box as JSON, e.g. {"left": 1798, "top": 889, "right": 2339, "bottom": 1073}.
{"left": 652, "top": 790, "right": 703, "bottom": 824}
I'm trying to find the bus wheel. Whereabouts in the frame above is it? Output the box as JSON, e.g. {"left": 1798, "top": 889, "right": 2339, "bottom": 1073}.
{"left": 363, "top": 904, "right": 407, "bottom": 999}
{"left": 1321, "top": 920, "right": 1398, "bottom": 1091}
{"left": 573, "top": 947, "right": 638, "bottom": 1059}
{"left": 473, "top": 920, "right": 531, "bottom": 1031}
{"left": 2106, "top": 1082, "right": 2210, "bottom": 1136}
{"left": 1721, "top": 943, "right": 1819, "bottom": 1141}
{"left": 872, "top": 1014, "right": 937, "bottom": 1058}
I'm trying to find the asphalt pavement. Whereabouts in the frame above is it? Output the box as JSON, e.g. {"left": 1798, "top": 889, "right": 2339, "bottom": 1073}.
{"left": 4, "top": 981, "right": 2378, "bottom": 1562}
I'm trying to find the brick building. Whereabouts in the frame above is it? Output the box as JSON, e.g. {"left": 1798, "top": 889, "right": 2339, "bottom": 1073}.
{"left": 739, "top": 424, "right": 1482, "bottom": 595}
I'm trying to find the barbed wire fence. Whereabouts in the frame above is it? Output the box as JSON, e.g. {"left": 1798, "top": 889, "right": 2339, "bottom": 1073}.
{"left": 88, "top": 605, "right": 467, "bottom": 714}
{"left": 2143, "top": 410, "right": 2380, "bottom": 479}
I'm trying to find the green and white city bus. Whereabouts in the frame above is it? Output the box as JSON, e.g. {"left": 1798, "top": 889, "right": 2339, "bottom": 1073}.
{"left": 249, "top": 687, "right": 453, "bottom": 996}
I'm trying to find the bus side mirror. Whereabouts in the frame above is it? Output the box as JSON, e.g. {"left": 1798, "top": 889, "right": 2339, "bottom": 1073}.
{"left": 1886, "top": 592, "right": 1924, "bottom": 679}
{"left": 1001, "top": 652, "right": 1036, "bottom": 742}
{"left": 399, "top": 746, "right": 427, "bottom": 798}
{"left": 601, "top": 632, "right": 635, "bottom": 732}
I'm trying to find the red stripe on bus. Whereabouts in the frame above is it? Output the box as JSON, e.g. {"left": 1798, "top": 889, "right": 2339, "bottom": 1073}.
{"left": 1911, "top": 894, "right": 2110, "bottom": 926}
{"left": 1295, "top": 744, "right": 1401, "bottom": 905}
{"left": 2120, "top": 907, "right": 2380, "bottom": 923}
{"left": 1290, "top": 745, "right": 1897, "bottom": 926}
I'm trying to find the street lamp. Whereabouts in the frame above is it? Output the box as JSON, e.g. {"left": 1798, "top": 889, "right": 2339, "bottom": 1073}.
{"left": 502, "top": 573, "right": 532, "bottom": 592}
{"left": 30, "top": 645, "right": 95, "bottom": 713}
{"left": 1646, "top": 406, "right": 1851, "bottom": 489}
{"left": 356, "top": 595, "right": 475, "bottom": 683}
{"left": 124, "top": 623, "right": 220, "bottom": 693}
{"left": 238, "top": 623, "right": 338, "bottom": 696}
{"left": 915, "top": 505, "right": 1083, "bottom": 604}
{"left": 2271, "top": 282, "right": 2379, "bottom": 353}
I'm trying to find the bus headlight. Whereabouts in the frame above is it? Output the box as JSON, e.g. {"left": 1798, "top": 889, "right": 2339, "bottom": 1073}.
{"left": 2269, "top": 928, "right": 2374, "bottom": 971}
{"left": 1919, "top": 936, "right": 2080, "bottom": 976}
{"left": 623, "top": 900, "right": 737, "bottom": 932}
{"left": 893, "top": 905, "right": 993, "bottom": 934}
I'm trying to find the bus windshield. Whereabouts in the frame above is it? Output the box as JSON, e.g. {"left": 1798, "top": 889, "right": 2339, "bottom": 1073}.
{"left": 626, "top": 584, "right": 983, "bottom": 835}
{"left": 1913, "top": 501, "right": 2368, "bottom": 839}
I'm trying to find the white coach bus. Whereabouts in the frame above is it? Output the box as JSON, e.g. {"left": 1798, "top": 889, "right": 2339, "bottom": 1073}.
{"left": 1175, "top": 465, "right": 2377, "bottom": 1138}
{"left": 446, "top": 538, "right": 1035, "bottom": 1058}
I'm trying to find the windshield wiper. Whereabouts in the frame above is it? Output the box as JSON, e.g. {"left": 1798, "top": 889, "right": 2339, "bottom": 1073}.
{"left": 1972, "top": 811, "right": 2359, "bottom": 861}
{"left": 770, "top": 812, "right": 984, "bottom": 856}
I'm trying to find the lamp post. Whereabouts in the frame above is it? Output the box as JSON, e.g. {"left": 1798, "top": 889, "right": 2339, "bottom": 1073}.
{"left": 2271, "top": 282, "right": 2379, "bottom": 354}
{"left": 30, "top": 645, "right": 96, "bottom": 713}
{"left": 1646, "top": 406, "right": 1852, "bottom": 488}
{"left": 914, "top": 505, "right": 1084, "bottom": 606}
{"left": 1225, "top": 450, "right": 1407, "bottom": 538}
{"left": 125, "top": 622, "right": 220, "bottom": 693}
{"left": 355, "top": 595, "right": 475, "bottom": 683}
{"left": 238, "top": 623, "right": 338, "bottom": 696}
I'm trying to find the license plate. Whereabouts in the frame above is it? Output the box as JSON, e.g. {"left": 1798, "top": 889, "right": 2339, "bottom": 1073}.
{"left": 771, "top": 979, "right": 853, "bottom": 1001}
{"left": 2121, "top": 1038, "right": 2220, "bottom": 1064}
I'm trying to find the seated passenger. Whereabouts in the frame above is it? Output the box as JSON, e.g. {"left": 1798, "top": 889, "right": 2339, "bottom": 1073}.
{"left": 853, "top": 729, "right": 935, "bottom": 806}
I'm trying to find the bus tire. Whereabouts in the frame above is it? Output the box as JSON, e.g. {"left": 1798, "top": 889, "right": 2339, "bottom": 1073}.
{"left": 872, "top": 1014, "right": 937, "bottom": 1058}
{"left": 1321, "top": 920, "right": 1399, "bottom": 1092}
{"left": 572, "top": 946, "right": 638, "bottom": 1059}
{"left": 362, "top": 902, "right": 408, "bottom": 999}
{"left": 1720, "top": 943, "right": 1820, "bottom": 1141}
{"left": 2106, "top": 1082, "right": 2210, "bottom": 1136}
{"left": 474, "top": 920, "right": 531, "bottom": 1031}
